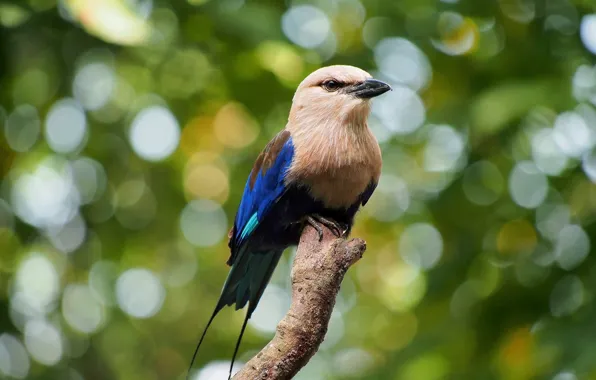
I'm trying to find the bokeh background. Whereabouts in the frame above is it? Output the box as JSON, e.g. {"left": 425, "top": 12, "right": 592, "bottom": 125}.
{"left": 1, "top": 0, "right": 596, "bottom": 379}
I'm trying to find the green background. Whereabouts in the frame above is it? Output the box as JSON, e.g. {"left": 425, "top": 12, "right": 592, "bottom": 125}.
{"left": 1, "top": 0, "right": 596, "bottom": 379}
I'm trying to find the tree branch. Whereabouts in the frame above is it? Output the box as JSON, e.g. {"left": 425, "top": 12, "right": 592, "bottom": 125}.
{"left": 233, "top": 225, "right": 367, "bottom": 380}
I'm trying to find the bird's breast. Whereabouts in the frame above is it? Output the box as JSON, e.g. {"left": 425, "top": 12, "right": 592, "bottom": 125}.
{"left": 286, "top": 127, "right": 381, "bottom": 209}
{"left": 297, "top": 164, "right": 374, "bottom": 209}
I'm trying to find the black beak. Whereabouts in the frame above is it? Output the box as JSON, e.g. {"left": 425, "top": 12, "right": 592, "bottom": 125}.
{"left": 347, "top": 79, "right": 392, "bottom": 99}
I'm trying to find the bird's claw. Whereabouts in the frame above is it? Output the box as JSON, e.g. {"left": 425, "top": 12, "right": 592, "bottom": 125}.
{"left": 305, "top": 216, "right": 325, "bottom": 241}
{"left": 304, "top": 215, "right": 347, "bottom": 241}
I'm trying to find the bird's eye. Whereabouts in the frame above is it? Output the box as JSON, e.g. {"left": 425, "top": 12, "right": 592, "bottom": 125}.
{"left": 321, "top": 80, "right": 343, "bottom": 92}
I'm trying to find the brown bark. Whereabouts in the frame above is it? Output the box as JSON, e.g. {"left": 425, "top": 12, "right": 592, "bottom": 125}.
{"left": 232, "top": 225, "right": 367, "bottom": 380}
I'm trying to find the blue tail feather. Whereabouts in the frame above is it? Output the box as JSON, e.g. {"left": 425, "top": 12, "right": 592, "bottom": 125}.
{"left": 228, "top": 250, "right": 283, "bottom": 379}
{"left": 186, "top": 249, "right": 284, "bottom": 380}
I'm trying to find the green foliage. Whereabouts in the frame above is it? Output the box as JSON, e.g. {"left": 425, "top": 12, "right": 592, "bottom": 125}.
{"left": 1, "top": 0, "right": 596, "bottom": 379}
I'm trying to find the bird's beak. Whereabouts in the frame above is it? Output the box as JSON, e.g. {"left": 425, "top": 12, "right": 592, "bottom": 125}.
{"left": 347, "top": 79, "right": 392, "bottom": 99}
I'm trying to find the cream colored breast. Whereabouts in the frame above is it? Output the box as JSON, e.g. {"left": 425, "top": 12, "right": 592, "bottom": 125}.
{"left": 286, "top": 125, "right": 381, "bottom": 209}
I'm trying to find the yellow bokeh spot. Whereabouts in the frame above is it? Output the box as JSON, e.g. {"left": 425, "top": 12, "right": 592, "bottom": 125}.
{"left": 497, "top": 327, "right": 536, "bottom": 379}
{"left": 185, "top": 165, "right": 228, "bottom": 200}
{"left": 378, "top": 261, "right": 426, "bottom": 312}
{"left": 434, "top": 12, "right": 480, "bottom": 56}
{"left": 180, "top": 116, "right": 223, "bottom": 157}
{"left": 213, "top": 102, "right": 260, "bottom": 149}
{"left": 64, "top": 0, "right": 153, "bottom": 46}
{"left": 443, "top": 18, "right": 479, "bottom": 54}
{"left": 184, "top": 152, "right": 229, "bottom": 203}
{"left": 256, "top": 41, "right": 304, "bottom": 85}
{"left": 497, "top": 219, "right": 537, "bottom": 255}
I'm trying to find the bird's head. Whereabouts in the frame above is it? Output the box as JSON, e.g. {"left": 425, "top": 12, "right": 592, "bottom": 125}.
{"left": 289, "top": 65, "right": 391, "bottom": 127}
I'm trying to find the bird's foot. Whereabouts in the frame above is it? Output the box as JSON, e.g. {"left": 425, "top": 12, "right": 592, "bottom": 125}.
{"left": 304, "top": 215, "right": 348, "bottom": 241}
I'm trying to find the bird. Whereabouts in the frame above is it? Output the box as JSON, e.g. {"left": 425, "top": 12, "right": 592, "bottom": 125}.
{"left": 186, "top": 65, "right": 391, "bottom": 380}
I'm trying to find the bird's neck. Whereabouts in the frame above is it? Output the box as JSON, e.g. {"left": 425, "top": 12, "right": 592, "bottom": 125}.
{"left": 287, "top": 102, "right": 372, "bottom": 163}
{"left": 288, "top": 100, "right": 371, "bottom": 130}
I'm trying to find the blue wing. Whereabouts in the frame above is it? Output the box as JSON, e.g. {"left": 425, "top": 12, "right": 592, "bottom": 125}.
{"left": 227, "top": 130, "right": 294, "bottom": 265}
